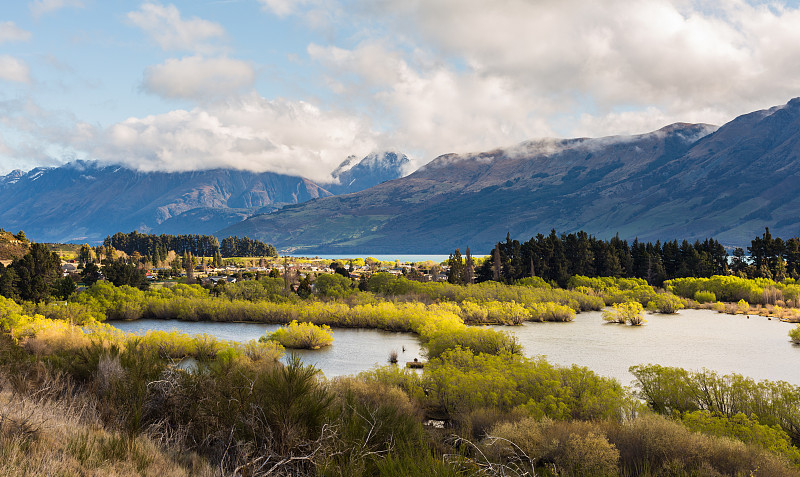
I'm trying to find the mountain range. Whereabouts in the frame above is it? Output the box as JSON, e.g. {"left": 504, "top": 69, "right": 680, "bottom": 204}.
{"left": 0, "top": 152, "right": 410, "bottom": 244}
{"left": 4, "top": 98, "right": 800, "bottom": 253}
{"left": 220, "top": 98, "right": 800, "bottom": 253}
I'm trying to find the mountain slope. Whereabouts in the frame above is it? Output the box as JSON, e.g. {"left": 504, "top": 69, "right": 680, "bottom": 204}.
{"left": 0, "top": 150, "right": 410, "bottom": 244}
{"left": 322, "top": 151, "right": 412, "bottom": 194}
{"left": 220, "top": 98, "right": 800, "bottom": 253}
{"left": 0, "top": 161, "right": 333, "bottom": 243}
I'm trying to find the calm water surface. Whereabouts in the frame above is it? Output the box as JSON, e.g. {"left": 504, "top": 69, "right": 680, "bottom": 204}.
{"left": 496, "top": 308, "right": 799, "bottom": 386}
{"left": 288, "top": 254, "right": 450, "bottom": 263}
{"left": 109, "top": 320, "right": 424, "bottom": 378}
{"left": 110, "top": 309, "right": 799, "bottom": 385}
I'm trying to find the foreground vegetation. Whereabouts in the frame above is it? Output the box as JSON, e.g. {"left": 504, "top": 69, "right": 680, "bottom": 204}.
{"left": 4, "top": 226, "right": 800, "bottom": 474}
{"left": 2, "top": 285, "right": 800, "bottom": 476}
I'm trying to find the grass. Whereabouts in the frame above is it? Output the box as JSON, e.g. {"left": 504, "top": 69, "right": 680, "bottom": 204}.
{"left": 0, "top": 385, "right": 212, "bottom": 477}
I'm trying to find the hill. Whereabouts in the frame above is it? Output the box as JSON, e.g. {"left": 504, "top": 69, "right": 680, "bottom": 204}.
{"left": 219, "top": 98, "right": 800, "bottom": 253}
{"left": 0, "top": 152, "right": 408, "bottom": 244}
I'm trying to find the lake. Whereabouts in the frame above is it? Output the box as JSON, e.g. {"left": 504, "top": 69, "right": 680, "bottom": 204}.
{"left": 495, "top": 308, "right": 799, "bottom": 386}
{"left": 109, "top": 320, "right": 425, "bottom": 378}
{"left": 287, "top": 254, "right": 451, "bottom": 263}
{"left": 109, "top": 309, "right": 800, "bottom": 385}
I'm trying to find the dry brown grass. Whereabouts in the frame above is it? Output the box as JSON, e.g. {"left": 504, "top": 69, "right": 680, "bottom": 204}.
{"left": 0, "top": 375, "right": 213, "bottom": 477}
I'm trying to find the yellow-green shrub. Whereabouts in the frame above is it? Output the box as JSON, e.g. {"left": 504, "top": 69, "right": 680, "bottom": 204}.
{"left": 602, "top": 302, "right": 645, "bottom": 325}
{"left": 261, "top": 320, "right": 333, "bottom": 349}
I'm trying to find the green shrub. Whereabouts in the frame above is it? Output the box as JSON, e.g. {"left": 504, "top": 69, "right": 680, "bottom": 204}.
{"left": 426, "top": 348, "right": 630, "bottom": 421}
{"left": 737, "top": 298, "right": 750, "bottom": 314}
{"left": 647, "top": 294, "right": 684, "bottom": 314}
{"left": 602, "top": 302, "right": 645, "bottom": 325}
{"left": 680, "top": 410, "right": 800, "bottom": 465}
{"left": 630, "top": 364, "right": 800, "bottom": 447}
{"left": 694, "top": 290, "right": 716, "bottom": 303}
{"left": 790, "top": 325, "right": 800, "bottom": 345}
{"left": 261, "top": 320, "right": 333, "bottom": 349}
{"left": 424, "top": 327, "right": 521, "bottom": 360}
{"left": 527, "top": 302, "right": 574, "bottom": 322}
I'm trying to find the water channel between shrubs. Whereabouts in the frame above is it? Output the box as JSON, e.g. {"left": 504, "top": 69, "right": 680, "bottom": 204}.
{"left": 110, "top": 308, "right": 800, "bottom": 385}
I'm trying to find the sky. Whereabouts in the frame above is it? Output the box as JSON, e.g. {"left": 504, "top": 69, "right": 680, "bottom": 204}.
{"left": 2, "top": 0, "right": 800, "bottom": 182}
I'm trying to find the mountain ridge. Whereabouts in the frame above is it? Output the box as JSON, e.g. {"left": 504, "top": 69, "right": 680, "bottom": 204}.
{"left": 219, "top": 98, "right": 800, "bottom": 253}
{"left": 0, "top": 153, "right": 408, "bottom": 244}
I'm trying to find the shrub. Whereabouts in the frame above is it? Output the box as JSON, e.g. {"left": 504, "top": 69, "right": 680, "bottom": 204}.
{"left": 561, "top": 431, "right": 620, "bottom": 476}
{"left": 694, "top": 290, "right": 716, "bottom": 303}
{"left": 424, "top": 327, "right": 521, "bottom": 360}
{"left": 630, "top": 364, "right": 800, "bottom": 447}
{"left": 680, "top": 410, "right": 800, "bottom": 466}
{"left": 647, "top": 294, "right": 684, "bottom": 314}
{"left": 605, "top": 413, "right": 797, "bottom": 476}
{"left": 426, "top": 349, "right": 630, "bottom": 421}
{"left": 790, "top": 325, "right": 800, "bottom": 345}
{"left": 602, "top": 302, "right": 645, "bottom": 325}
{"left": 261, "top": 320, "right": 333, "bottom": 349}
{"left": 527, "top": 302, "right": 575, "bottom": 322}
{"left": 737, "top": 299, "right": 750, "bottom": 314}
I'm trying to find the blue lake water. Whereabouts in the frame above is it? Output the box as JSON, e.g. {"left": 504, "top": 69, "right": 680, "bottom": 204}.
{"left": 287, "top": 254, "right": 452, "bottom": 263}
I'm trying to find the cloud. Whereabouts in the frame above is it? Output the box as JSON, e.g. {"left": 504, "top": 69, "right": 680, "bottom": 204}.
{"left": 308, "top": 42, "right": 555, "bottom": 157}
{"left": 0, "top": 56, "right": 31, "bottom": 83}
{"left": 127, "top": 2, "right": 226, "bottom": 52}
{"left": 0, "top": 22, "right": 32, "bottom": 43}
{"left": 29, "top": 0, "right": 84, "bottom": 18}
{"left": 142, "top": 56, "right": 255, "bottom": 100}
{"left": 258, "top": 0, "right": 314, "bottom": 17}
{"left": 292, "top": 0, "right": 800, "bottom": 161}
{"left": 78, "top": 94, "right": 378, "bottom": 182}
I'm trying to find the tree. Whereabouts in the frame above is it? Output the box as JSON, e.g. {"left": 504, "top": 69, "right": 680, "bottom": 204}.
{"left": 0, "top": 267, "right": 19, "bottom": 300}
{"left": 447, "top": 248, "right": 465, "bottom": 284}
{"left": 54, "top": 276, "right": 76, "bottom": 300}
{"left": 11, "top": 243, "right": 61, "bottom": 303}
{"left": 492, "top": 244, "right": 501, "bottom": 282}
{"left": 78, "top": 244, "right": 93, "bottom": 266}
{"left": 81, "top": 262, "right": 101, "bottom": 286}
{"left": 14, "top": 230, "right": 28, "bottom": 243}
{"left": 465, "top": 246, "right": 475, "bottom": 284}
{"left": 103, "top": 259, "right": 148, "bottom": 290}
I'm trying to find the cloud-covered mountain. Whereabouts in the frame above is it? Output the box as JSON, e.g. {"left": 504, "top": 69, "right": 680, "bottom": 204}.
{"left": 322, "top": 152, "right": 413, "bottom": 195}
{"left": 0, "top": 152, "right": 409, "bottom": 243}
{"left": 219, "top": 98, "right": 800, "bottom": 254}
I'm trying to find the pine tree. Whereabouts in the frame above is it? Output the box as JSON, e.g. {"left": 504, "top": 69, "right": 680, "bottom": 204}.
{"left": 465, "top": 246, "right": 475, "bottom": 284}
{"left": 492, "top": 244, "right": 501, "bottom": 282}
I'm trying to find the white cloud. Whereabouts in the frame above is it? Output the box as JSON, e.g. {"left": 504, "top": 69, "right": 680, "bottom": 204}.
{"left": 29, "top": 0, "right": 84, "bottom": 18}
{"left": 142, "top": 56, "right": 255, "bottom": 100}
{"left": 0, "top": 55, "right": 31, "bottom": 83}
{"left": 0, "top": 22, "right": 32, "bottom": 43}
{"left": 294, "top": 0, "right": 800, "bottom": 161}
{"left": 258, "top": 0, "right": 314, "bottom": 17}
{"left": 127, "top": 2, "right": 226, "bottom": 52}
{"left": 79, "top": 94, "right": 378, "bottom": 182}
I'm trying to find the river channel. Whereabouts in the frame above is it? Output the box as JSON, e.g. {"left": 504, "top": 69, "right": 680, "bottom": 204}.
{"left": 110, "top": 308, "right": 799, "bottom": 385}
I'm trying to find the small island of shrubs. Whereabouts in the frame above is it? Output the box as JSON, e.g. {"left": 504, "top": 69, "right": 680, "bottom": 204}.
{"left": 261, "top": 320, "right": 334, "bottom": 349}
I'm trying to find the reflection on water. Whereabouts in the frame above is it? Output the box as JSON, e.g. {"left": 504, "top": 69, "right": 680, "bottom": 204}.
{"left": 109, "top": 309, "right": 799, "bottom": 385}
{"left": 109, "top": 320, "right": 424, "bottom": 378}
{"left": 494, "top": 308, "right": 799, "bottom": 386}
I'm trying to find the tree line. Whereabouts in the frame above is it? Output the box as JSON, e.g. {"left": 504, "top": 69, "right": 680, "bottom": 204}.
{"left": 104, "top": 231, "right": 277, "bottom": 262}
{"left": 451, "top": 228, "right": 800, "bottom": 287}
